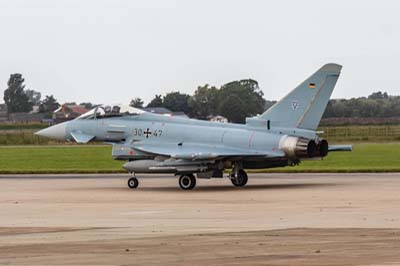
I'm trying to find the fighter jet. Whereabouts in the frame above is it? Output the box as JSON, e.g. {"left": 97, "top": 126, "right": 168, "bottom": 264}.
{"left": 36, "top": 63, "right": 351, "bottom": 190}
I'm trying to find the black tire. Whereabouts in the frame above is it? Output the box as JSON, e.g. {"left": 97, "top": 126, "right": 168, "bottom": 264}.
{"left": 231, "top": 170, "right": 248, "bottom": 187}
{"left": 128, "top": 177, "right": 139, "bottom": 189}
{"left": 179, "top": 174, "right": 196, "bottom": 190}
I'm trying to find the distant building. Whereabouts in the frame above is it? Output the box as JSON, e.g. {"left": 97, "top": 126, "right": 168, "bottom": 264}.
{"left": 141, "top": 107, "right": 188, "bottom": 118}
{"left": 53, "top": 104, "right": 89, "bottom": 122}
{"left": 0, "top": 104, "right": 8, "bottom": 122}
{"left": 208, "top": 115, "right": 228, "bottom": 123}
{"left": 30, "top": 105, "right": 40, "bottom": 114}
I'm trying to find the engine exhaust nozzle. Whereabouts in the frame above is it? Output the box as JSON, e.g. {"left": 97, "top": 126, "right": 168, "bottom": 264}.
{"left": 279, "top": 136, "right": 317, "bottom": 158}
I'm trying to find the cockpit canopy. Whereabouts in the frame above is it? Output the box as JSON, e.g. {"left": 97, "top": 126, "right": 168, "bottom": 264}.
{"left": 77, "top": 104, "right": 145, "bottom": 120}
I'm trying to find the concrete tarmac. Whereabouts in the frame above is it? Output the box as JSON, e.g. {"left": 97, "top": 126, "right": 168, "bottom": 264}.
{"left": 1, "top": 173, "right": 400, "bottom": 265}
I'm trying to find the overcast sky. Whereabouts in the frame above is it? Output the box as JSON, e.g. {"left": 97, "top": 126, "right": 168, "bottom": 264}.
{"left": 0, "top": 0, "right": 399, "bottom": 105}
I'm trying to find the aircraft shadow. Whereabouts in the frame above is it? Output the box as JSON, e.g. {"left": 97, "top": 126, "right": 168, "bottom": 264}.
{"left": 137, "top": 182, "right": 340, "bottom": 192}
{"left": 75, "top": 182, "right": 342, "bottom": 193}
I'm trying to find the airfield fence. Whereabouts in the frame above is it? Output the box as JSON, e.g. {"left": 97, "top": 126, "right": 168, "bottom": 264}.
{"left": 0, "top": 125, "right": 400, "bottom": 145}
{"left": 319, "top": 125, "right": 400, "bottom": 142}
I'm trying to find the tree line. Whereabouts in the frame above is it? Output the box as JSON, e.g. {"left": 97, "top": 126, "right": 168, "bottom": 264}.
{"left": 131, "top": 79, "right": 267, "bottom": 123}
{"left": 2, "top": 74, "right": 90, "bottom": 116}
{"left": 132, "top": 89, "right": 400, "bottom": 123}
{"left": 3, "top": 73, "right": 400, "bottom": 123}
{"left": 324, "top": 91, "right": 400, "bottom": 118}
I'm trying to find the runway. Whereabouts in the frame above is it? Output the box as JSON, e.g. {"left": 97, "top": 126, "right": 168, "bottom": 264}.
{"left": 1, "top": 173, "right": 400, "bottom": 265}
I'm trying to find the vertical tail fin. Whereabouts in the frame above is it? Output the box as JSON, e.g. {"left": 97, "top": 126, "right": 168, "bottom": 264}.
{"left": 259, "top": 63, "right": 342, "bottom": 130}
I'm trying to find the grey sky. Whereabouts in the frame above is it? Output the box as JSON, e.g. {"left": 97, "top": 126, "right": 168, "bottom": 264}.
{"left": 0, "top": 0, "right": 399, "bottom": 105}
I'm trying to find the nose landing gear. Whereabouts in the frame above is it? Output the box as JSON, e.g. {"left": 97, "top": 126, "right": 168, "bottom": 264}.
{"left": 127, "top": 173, "right": 139, "bottom": 189}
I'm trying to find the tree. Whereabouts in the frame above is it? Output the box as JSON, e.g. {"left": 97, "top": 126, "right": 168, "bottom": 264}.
{"left": 368, "top": 91, "right": 389, "bottom": 100}
{"left": 130, "top": 97, "right": 144, "bottom": 108}
{"left": 163, "top": 92, "right": 192, "bottom": 114}
{"left": 188, "top": 85, "right": 219, "bottom": 119}
{"left": 218, "top": 79, "right": 265, "bottom": 122}
{"left": 146, "top": 94, "right": 163, "bottom": 107}
{"left": 39, "top": 95, "right": 60, "bottom": 113}
{"left": 3, "top": 73, "right": 33, "bottom": 113}
{"left": 25, "top": 89, "right": 41, "bottom": 105}
{"left": 218, "top": 94, "right": 247, "bottom": 123}
{"left": 264, "top": 100, "right": 276, "bottom": 112}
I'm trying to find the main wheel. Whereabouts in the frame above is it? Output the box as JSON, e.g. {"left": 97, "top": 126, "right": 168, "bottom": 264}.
{"left": 128, "top": 177, "right": 139, "bottom": 189}
{"left": 179, "top": 174, "right": 196, "bottom": 190}
{"left": 231, "top": 169, "right": 248, "bottom": 187}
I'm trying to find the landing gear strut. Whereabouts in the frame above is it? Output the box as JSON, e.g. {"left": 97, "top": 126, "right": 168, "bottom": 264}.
{"left": 127, "top": 174, "right": 139, "bottom": 189}
{"left": 179, "top": 174, "right": 196, "bottom": 190}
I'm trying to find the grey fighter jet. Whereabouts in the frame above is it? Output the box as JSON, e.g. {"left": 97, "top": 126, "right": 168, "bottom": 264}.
{"left": 36, "top": 63, "right": 351, "bottom": 190}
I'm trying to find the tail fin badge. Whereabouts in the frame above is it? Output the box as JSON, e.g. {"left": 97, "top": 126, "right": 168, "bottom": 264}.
{"left": 309, "top": 83, "right": 316, "bottom": 89}
{"left": 291, "top": 100, "right": 300, "bottom": 110}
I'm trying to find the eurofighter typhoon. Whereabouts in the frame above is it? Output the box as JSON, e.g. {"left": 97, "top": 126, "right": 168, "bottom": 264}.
{"left": 36, "top": 64, "right": 351, "bottom": 190}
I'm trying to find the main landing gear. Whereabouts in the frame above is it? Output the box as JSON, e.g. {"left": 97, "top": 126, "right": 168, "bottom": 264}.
{"left": 230, "top": 161, "right": 248, "bottom": 187}
{"left": 179, "top": 174, "right": 196, "bottom": 190}
{"left": 230, "top": 169, "right": 248, "bottom": 187}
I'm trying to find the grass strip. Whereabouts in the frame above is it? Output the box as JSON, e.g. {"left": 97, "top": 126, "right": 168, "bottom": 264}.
{"left": 0, "top": 143, "right": 399, "bottom": 174}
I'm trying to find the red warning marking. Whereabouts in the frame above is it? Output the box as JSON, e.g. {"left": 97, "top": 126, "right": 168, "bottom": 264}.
{"left": 129, "top": 149, "right": 134, "bottom": 155}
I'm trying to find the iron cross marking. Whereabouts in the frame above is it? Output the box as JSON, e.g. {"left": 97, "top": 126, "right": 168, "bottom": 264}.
{"left": 144, "top": 128, "right": 152, "bottom": 138}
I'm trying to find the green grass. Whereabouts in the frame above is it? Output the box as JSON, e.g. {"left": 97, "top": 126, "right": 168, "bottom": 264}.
{"left": 253, "top": 143, "right": 400, "bottom": 173}
{"left": 0, "top": 145, "right": 122, "bottom": 174}
{"left": 0, "top": 130, "right": 64, "bottom": 145}
{"left": 0, "top": 143, "right": 399, "bottom": 174}
{"left": 0, "top": 123, "right": 47, "bottom": 130}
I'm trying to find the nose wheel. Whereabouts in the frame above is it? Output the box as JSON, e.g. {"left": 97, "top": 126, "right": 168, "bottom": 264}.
{"left": 179, "top": 174, "right": 196, "bottom": 190}
{"left": 128, "top": 177, "right": 139, "bottom": 189}
{"left": 231, "top": 169, "right": 248, "bottom": 187}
